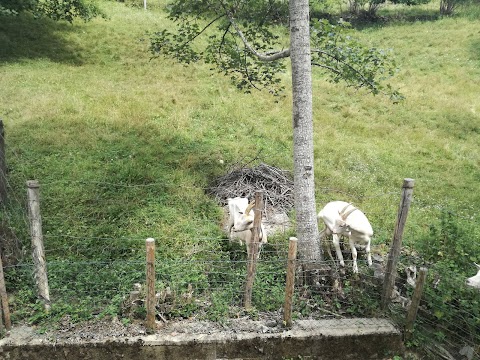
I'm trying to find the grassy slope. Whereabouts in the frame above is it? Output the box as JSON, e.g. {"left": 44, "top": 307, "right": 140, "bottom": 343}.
{"left": 311, "top": 12, "right": 480, "bottom": 243}
{"left": 1, "top": 2, "right": 479, "bottom": 258}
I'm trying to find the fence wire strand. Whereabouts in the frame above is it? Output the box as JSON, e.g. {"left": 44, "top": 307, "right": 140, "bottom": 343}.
{"left": 0, "top": 177, "right": 479, "bottom": 358}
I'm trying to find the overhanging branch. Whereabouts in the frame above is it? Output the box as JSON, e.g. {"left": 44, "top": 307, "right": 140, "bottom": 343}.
{"left": 311, "top": 48, "right": 376, "bottom": 89}
{"left": 227, "top": 14, "right": 290, "bottom": 61}
{"left": 185, "top": 14, "right": 226, "bottom": 47}
{"left": 311, "top": 62, "right": 341, "bottom": 75}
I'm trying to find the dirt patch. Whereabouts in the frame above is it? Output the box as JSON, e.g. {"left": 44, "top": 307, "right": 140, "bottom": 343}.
{"left": 3, "top": 311, "right": 285, "bottom": 346}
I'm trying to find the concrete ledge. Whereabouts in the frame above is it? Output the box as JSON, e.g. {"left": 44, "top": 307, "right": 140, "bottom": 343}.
{"left": 0, "top": 318, "right": 404, "bottom": 359}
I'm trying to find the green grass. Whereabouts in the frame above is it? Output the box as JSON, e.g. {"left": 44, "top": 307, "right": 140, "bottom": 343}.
{"left": 0, "top": 0, "right": 479, "bottom": 338}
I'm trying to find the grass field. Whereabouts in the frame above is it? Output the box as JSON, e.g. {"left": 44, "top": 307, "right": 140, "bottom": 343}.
{"left": 0, "top": 0, "right": 479, "bottom": 338}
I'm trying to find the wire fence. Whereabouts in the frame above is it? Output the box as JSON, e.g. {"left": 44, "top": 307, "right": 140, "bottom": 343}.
{"left": 0, "top": 175, "right": 479, "bottom": 359}
{"left": 386, "top": 255, "right": 480, "bottom": 359}
{"left": 4, "top": 239, "right": 479, "bottom": 357}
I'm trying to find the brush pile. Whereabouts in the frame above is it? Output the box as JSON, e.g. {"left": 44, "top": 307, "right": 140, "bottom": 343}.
{"left": 208, "top": 163, "right": 294, "bottom": 212}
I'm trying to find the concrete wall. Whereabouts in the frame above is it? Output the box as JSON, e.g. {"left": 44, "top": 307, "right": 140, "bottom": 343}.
{"left": 0, "top": 318, "right": 404, "bottom": 360}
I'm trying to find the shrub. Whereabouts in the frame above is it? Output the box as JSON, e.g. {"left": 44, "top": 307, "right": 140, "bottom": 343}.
{"left": 417, "top": 210, "right": 480, "bottom": 274}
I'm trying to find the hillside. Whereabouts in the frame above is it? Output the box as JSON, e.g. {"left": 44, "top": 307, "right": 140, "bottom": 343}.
{"left": 0, "top": 1, "right": 479, "bottom": 356}
{"left": 1, "top": 0, "right": 479, "bottom": 239}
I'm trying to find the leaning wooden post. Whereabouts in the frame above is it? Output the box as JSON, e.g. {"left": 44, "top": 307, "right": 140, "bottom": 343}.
{"left": 145, "top": 238, "right": 156, "bottom": 333}
{"left": 0, "top": 120, "right": 7, "bottom": 205}
{"left": 283, "top": 237, "right": 298, "bottom": 328}
{"left": 381, "top": 178, "right": 415, "bottom": 310}
{"left": 0, "top": 249, "right": 11, "bottom": 331}
{"left": 244, "top": 191, "right": 264, "bottom": 310}
{"left": 26, "top": 180, "right": 50, "bottom": 311}
{"left": 404, "top": 267, "right": 427, "bottom": 342}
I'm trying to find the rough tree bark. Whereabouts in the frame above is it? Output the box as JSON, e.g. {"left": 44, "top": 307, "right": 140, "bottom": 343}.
{"left": 289, "top": 0, "right": 322, "bottom": 262}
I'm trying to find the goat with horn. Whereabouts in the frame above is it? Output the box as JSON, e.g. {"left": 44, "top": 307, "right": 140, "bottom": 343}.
{"left": 227, "top": 197, "right": 267, "bottom": 258}
{"left": 318, "top": 201, "right": 373, "bottom": 273}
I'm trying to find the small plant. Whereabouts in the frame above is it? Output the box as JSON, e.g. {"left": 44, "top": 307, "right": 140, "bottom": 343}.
{"left": 121, "top": 317, "right": 131, "bottom": 326}
{"left": 418, "top": 209, "right": 480, "bottom": 274}
{"left": 399, "top": 212, "right": 480, "bottom": 357}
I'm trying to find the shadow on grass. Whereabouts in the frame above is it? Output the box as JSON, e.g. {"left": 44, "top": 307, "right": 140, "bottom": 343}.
{"left": 348, "top": 8, "right": 440, "bottom": 30}
{"left": 0, "top": 13, "right": 84, "bottom": 64}
{"left": 8, "top": 118, "right": 229, "bottom": 252}
{"left": 311, "top": 7, "right": 441, "bottom": 30}
{"left": 469, "top": 38, "right": 480, "bottom": 62}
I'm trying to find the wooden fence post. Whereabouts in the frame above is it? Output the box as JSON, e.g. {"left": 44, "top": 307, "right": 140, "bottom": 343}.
{"left": 244, "top": 191, "right": 264, "bottom": 310}
{"left": 382, "top": 178, "right": 415, "bottom": 310}
{"left": 145, "top": 238, "right": 156, "bottom": 333}
{"left": 283, "top": 237, "right": 298, "bottom": 328}
{"left": 0, "top": 249, "right": 11, "bottom": 331}
{"left": 0, "top": 120, "right": 7, "bottom": 205}
{"left": 26, "top": 180, "right": 50, "bottom": 311}
{"left": 404, "top": 267, "right": 427, "bottom": 342}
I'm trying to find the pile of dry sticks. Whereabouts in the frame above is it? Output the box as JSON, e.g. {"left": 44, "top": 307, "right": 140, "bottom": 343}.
{"left": 208, "top": 163, "right": 294, "bottom": 212}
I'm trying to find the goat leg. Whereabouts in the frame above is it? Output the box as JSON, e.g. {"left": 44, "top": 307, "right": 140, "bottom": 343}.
{"left": 332, "top": 234, "right": 345, "bottom": 268}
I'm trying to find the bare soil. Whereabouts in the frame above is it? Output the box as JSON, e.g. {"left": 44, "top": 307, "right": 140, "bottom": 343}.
{"left": 4, "top": 311, "right": 285, "bottom": 346}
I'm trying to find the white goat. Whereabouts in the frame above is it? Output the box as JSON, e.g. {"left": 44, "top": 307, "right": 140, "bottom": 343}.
{"left": 466, "top": 263, "right": 480, "bottom": 289}
{"left": 227, "top": 197, "right": 267, "bottom": 257}
{"left": 318, "top": 201, "right": 373, "bottom": 273}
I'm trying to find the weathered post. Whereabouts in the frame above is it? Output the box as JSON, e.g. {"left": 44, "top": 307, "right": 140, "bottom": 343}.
{"left": 145, "top": 238, "right": 156, "bottom": 333}
{"left": 382, "top": 178, "right": 415, "bottom": 310}
{"left": 404, "top": 267, "right": 427, "bottom": 342}
{"left": 0, "top": 121, "right": 10, "bottom": 327}
{"left": 283, "top": 237, "right": 298, "bottom": 328}
{"left": 0, "top": 120, "right": 7, "bottom": 204}
{"left": 244, "top": 191, "right": 264, "bottom": 310}
{"left": 0, "top": 249, "right": 11, "bottom": 331}
{"left": 26, "top": 180, "right": 50, "bottom": 311}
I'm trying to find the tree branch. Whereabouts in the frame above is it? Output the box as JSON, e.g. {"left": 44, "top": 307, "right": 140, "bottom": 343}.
{"left": 226, "top": 13, "right": 290, "bottom": 61}
{"left": 311, "top": 48, "right": 376, "bottom": 89}
{"left": 311, "top": 62, "right": 341, "bottom": 75}
{"left": 219, "top": 22, "right": 231, "bottom": 60}
{"left": 185, "top": 14, "right": 226, "bottom": 47}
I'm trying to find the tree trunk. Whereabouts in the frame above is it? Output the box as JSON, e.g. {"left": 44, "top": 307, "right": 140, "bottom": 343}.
{"left": 289, "top": 0, "right": 322, "bottom": 262}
